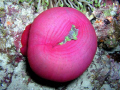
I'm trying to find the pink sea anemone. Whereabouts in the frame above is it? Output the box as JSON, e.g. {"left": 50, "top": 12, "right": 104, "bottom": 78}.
{"left": 20, "top": 7, "right": 97, "bottom": 82}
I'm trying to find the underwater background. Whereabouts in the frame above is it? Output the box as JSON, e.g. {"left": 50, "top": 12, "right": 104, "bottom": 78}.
{"left": 0, "top": 0, "right": 120, "bottom": 90}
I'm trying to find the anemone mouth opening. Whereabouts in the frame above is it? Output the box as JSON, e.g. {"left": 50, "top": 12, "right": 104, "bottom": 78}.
{"left": 59, "top": 25, "right": 79, "bottom": 45}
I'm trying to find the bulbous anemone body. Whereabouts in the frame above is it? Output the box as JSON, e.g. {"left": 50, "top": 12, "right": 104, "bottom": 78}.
{"left": 20, "top": 7, "right": 97, "bottom": 82}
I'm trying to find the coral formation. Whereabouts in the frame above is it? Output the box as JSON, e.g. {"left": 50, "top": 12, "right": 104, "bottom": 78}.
{"left": 0, "top": 0, "right": 120, "bottom": 89}
{"left": 97, "top": 15, "right": 120, "bottom": 50}
{"left": 14, "top": 0, "right": 107, "bottom": 12}
{"left": 91, "top": 0, "right": 120, "bottom": 50}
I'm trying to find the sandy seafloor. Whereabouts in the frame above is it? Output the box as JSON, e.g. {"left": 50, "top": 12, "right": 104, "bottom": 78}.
{"left": 0, "top": 1, "right": 120, "bottom": 90}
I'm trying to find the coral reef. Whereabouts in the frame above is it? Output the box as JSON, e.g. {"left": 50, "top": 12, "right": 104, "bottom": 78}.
{"left": 92, "top": 0, "right": 120, "bottom": 50}
{"left": 0, "top": 2, "right": 35, "bottom": 89}
{"left": 0, "top": 0, "right": 120, "bottom": 89}
{"left": 4, "top": 0, "right": 107, "bottom": 13}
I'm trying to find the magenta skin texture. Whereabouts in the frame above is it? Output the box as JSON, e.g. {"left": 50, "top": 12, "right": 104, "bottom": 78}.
{"left": 20, "top": 7, "right": 97, "bottom": 82}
